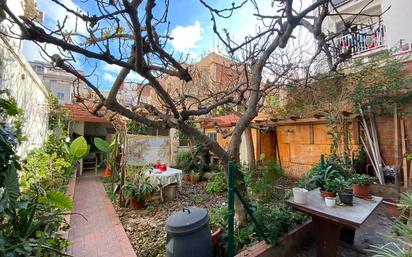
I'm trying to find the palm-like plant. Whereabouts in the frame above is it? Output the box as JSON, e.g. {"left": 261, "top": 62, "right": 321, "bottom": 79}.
{"left": 368, "top": 192, "right": 412, "bottom": 257}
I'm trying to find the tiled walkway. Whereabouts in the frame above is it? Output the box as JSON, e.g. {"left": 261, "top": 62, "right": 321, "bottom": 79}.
{"left": 67, "top": 173, "right": 137, "bottom": 257}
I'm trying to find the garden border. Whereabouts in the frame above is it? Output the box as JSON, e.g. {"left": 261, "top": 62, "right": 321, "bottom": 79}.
{"left": 235, "top": 219, "right": 313, "bottom": 257}
{"left": 60, "top": 171, "right": 77, "bottom": 240}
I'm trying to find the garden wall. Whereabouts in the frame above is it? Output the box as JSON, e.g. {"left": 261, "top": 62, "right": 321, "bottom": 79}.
{"left": 276, "top": 120, "right": 350, "bottom": 177}
{"left": 0, "top": 34, "right": 49, "bottom": 158}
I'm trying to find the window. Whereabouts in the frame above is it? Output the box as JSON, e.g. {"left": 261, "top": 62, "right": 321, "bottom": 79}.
{"left": 207, "top": 132, "right": 217, "bottom": 142}
{"left": 34, "top": 65, "right": 44, "bottom": 73}
{"left": 56, "top": 92, "right": 65, "bottom": 100}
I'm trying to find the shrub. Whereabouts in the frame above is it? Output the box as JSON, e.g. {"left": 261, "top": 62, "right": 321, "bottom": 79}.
{"left": 21, "top": 150, "right": 72, "bottom": 193}
{"left": 243, "top": 159, "right": 284, "bottom": 203}
{"left": 206, "top": 173, "right": 226, "bottom": 193}
{"left": 174, "top": 149, "right": 192, "bottom": 172}
{"left": 174, "top": 144, "right": 210, "bottom": 174}
{"left": 254, "top": 203, "right": 307, "bottom": 245}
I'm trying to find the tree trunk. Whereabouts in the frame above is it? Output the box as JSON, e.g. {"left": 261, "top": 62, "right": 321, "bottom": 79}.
{"left": 244, "top": 127, "right": 256, "bottom": 172}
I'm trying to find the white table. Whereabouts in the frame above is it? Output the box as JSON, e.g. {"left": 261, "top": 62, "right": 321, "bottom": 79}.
{"left": 145, "top": 167, "right": 183, "bottom": 201}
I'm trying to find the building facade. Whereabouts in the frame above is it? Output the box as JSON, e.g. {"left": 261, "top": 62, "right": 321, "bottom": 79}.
{"left": 29, "top": 61, "right": 83, "bottom": 104}
{"left": 323, "top": 0, "right": 412, "bottom": 58}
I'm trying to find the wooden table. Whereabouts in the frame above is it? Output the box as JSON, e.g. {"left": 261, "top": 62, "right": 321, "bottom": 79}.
{"left": 287, "top": 189, "right": 383, "bottom": 257}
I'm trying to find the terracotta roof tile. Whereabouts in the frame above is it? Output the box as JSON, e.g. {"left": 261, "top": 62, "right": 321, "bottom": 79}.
{"left": 201, "top": 114, "right": 240, "bottom": 128}
{"left": 65, "top": 104, "right": 109, "bottom": 123}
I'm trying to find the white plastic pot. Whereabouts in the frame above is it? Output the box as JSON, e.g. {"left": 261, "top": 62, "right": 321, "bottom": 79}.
{"left": 325, "top": 197, "right": 336, "bottom": 207}
{"left": 293, "top": 188, "right": 308, "bottom": 204}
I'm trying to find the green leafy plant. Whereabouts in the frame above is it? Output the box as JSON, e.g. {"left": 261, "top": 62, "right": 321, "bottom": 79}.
{"left": 242, "top": 159, "right": 284, "bottom": 203}
{"left": 174, "top": 144, "right": 210, "bottom": 174}
{"left": 368, "top": 192, "right": 412, "bottom": 257}
{"left": 254, "top": 203, "right": 307, "bottom": 246}
{"left": 308, "top": 164, "right": 343, "bottom": 191}
{"left": 68, "top": 136, "right": 89, "bottom": 162}
{"left": 324, "top": 176, "right": 348, "bottom": 193}
{"left": 123, "top": 173, "right": 158, "bottom": 202}
{"left": 209, "top": 206, "right": 228, "bottom": 231}
{"left": 191, "top": 194, "right": 203, "bottom": 204}
{"left": 206, "top": 173, "right": 226, "bottom": 193}
{"left": 351, "top": 174, "right": 375, "bottom": 186}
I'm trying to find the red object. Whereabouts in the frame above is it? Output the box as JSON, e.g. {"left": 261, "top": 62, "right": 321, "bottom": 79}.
{"left": 159, "top": 165, "right": 167, "bottom": 172}
{"left": 154, "top": 162, "right": 160, "bottom": 169}
{"left": 103, "top": 164, "right": 111, "bottom": 178}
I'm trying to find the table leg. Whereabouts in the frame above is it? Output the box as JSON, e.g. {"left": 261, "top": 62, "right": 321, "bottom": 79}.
{"left": 340, "top": 227, "right": 355, "bottom": 245}
{"left": 160, "top": 188, "right": 164, "bottom": 202}
{"left": 312, "top": 217, "right": 342, "bottom": 257}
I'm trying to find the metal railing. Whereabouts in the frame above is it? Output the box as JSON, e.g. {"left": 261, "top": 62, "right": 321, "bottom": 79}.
{"left": 336, "top": 23, "right": 386, "bottom": 57}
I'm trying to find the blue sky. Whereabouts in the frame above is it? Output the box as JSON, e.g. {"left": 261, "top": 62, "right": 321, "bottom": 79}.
{"left": 22, "top": 0, "right": 312, "bottom": 91}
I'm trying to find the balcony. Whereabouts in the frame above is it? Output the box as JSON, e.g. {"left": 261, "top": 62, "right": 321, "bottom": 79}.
{"left": 336, "top": 23, "right": 386, "bottom": 57}
{"left": 331, "top": 0, "right": 352, "bottom": 7}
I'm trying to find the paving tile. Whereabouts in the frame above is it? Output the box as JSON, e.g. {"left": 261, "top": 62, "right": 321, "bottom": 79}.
{"left": 67, "top": 173, "right": 137, "bottom": 257}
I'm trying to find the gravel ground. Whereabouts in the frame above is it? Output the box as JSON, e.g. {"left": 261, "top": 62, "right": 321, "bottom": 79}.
{"left": 108, "top": 181, "right": 226, "bottom": 257}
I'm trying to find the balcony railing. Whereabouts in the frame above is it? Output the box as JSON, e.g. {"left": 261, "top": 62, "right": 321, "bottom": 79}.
{"left": 331, "top": 0, "right": 352, "bottom": 7}
{"left": 336, "top": 23, "right": 386, "bottom": 57}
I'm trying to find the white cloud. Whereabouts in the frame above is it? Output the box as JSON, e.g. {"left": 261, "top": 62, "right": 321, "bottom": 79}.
{"left": 37, "top": 0, "right": 87, "bottom": 34}
{"left": 102, "top": 63, "right": 144, "bottom": 83}
{"left": 171, "top": 21, "right": 203, "bottom": 52}
{"left": 103, "top": 73, "right": 116, "bottom": 83}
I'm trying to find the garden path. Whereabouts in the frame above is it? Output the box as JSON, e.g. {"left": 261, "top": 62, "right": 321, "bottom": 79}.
{"left": 67, "top": 172, "right": 137, "bottom": 257}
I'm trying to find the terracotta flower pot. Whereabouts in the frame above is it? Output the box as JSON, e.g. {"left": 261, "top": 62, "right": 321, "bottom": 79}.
{"left": 383, "top": 200, "right": 402, "bottom": 218}
{"left": 183, "top": 174, "right": 191, "bottom": 182}
{"left": 320, "top": 190, "right": 336, "bottom": 198}
{"left": 353, "top": 184, "right": 370, "bottom": 198}
{"left": 129, "top": 199, "right": 145, "bottom": 209}
{"left": 211, "top": 227, "right": 222, "bottom": 253}
{"left": 190, "top": 174, "right": 200, "bottom": 184}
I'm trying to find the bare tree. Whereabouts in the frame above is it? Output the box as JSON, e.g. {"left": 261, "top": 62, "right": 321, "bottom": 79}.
{"left": 0, "top": 0, "right": 383, "bottom": 225}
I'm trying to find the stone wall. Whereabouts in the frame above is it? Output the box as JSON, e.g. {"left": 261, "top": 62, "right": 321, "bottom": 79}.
{"left": 0, "top": 34, "right": 49, "bottom": 158}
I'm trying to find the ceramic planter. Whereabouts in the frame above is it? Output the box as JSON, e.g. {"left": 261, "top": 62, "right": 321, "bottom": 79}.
{"left": 353, "top": 184, "right": 370, "bottom": 198}
{"left": 211, "top": 227, "right": 222, "bottom": 253}
{"left": 190, "top": 174, "right": 200, "bottom": 184}
{"left": 338, "top": 192, "right": 354, "bottom": 205}
{"left": 325, "top": 197, "right": 336, "bottom": 207}
{"left": 383, "top": 200, "right": 402, "bottom": 218}
{"left": 292, "top": 188, "right": 308, "bottom": 204}
{"left": 183, "top": 173, "right": 191, "bottom": 182}
{"left": 320, "top": 190, "right": 336, "bottom": 198}
{"left": 129, "top": 199, "right": 145, "bottom": 209}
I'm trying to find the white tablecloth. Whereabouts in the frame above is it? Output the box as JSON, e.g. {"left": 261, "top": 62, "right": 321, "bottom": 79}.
{"left": 145, "top": 167, "right": 182, "bottom": 188}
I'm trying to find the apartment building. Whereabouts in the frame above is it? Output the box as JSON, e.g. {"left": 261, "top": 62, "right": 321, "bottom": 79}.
{"left": 29, "top": 61, "right": 84, "bottom": 104}
{"left": 323, "top": 0, "right": 412, "bottom": 58}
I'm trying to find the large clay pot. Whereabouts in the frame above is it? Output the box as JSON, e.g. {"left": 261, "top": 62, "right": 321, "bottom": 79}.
{"left": 129, "top": 199, "right": 145, "bottom": 209}
{"left": 183, "top": 173, "right": 191, "bottom": 182}
{"left": 383, "top": 200, "right": 402, "bottom": 218}
{"left": 190, "top": 174, "right": 200, "bottom": 184}
{"left": 353, "top": 184, "right": 370, "bottom": 198}
{"left": 320, "top": 190, "right": 336, "bottom": 198}
{"left": 211, "top": 227, "right": 222, "bottom": 253}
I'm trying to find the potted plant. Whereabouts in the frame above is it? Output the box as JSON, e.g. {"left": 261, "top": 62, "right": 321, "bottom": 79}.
{"left": 190, "top": 170, "right": 200, "bottom": 184}
{"left": 123, "top": 175, "right": 158, "bottom": 209}
{"left": 209, "top": 207, "right": 226, "bottom": 254}
{"left": 308, "top": 165, "right": 341, "bottom": 198}
{"left": 351, "top": 174, "right": 375, "bottom": 198}
{"left": 183, "top": 172, "right": 191, "bottom": 182}
{"left": 335, "top": 177, "right": 354, "bottom": 205}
